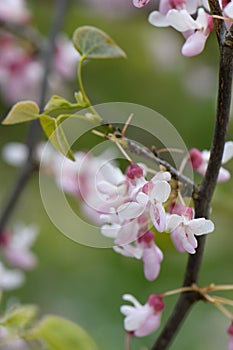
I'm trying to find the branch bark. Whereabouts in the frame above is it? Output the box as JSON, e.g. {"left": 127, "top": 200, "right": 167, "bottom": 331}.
{"left": 151, "top": 10, "right": 233, "bottom": 350}
{"left": 0, "top": 0, "right": 69, "bottom": 233}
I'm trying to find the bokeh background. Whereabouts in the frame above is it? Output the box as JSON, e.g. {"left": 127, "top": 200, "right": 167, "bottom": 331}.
{"left": 0, "top": 1, "right": 233, "bottom": 349}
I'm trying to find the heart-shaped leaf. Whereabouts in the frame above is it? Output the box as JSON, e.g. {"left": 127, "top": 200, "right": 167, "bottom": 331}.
{"left": 73, "top": 26, "right": 126, "bottom": 60}
{"left": 39, "top": 115, "right": 75, "bottom": 161}
{"left": 28, "top": 315, "right": 98, "bottom": 350}
{"left": 2, "top": 101, "right": 40, "bottom": 125}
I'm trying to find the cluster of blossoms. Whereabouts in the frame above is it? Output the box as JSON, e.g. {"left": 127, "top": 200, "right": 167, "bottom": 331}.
{"left": 133, "top": 0, "right": 233, "bottom": 56}
{"left": 3, "top": 138, "right": 233, "bottom": 338}
{"left": 0, "top": 0, "right": 79, "bottom": 104}
{"left": 0, "top": 223, "right": 38, "bottom": 291}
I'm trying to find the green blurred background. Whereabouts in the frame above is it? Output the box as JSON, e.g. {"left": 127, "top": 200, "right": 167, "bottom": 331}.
{"left": 0, "top": 1, "right": 233, "bottom": 349}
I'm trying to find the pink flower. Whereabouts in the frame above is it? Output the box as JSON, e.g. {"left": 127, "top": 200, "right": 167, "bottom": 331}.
{"left": 120, "top": 293, "right": 165, "bottom": 337}
{"left": 166, "top": 203, "right": 214, "bottom": 254}
{"left": 0, "top": 262, "right": 24, "bottom": 290}
{"left": 0, "top": 224, "right": 38, "bottom": 270}
{"left": 228, "top": 323, "right": 233, "bottom": 350}
{"left": 148, "top": 0, "right": 199, "bottom": 28}
{"left": 132, "top": 0, "right": 151, "bottom": 8}
{"left": 114, "top": 231, "right": 163, "bottom": 281}
{"left": 149, "top": 4, "right": 213, "bottom": 56}
{"left": 189, "top": 141, "right": 233, "bottom": 182}
{"left": 54, "top": 35, "right": 79, "bottom": 80}
{"left": 0, "top": 0, "right": 31, "bottom": 24}
{"left": 118, "top": 170, "right": 171, "bottom": 232}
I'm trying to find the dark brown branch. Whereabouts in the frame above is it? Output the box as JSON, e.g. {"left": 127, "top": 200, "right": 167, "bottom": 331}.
{"left": 123, "top": 138, "right": 196, "bottom": 196}
{"left": 0, "top": 0, "right": 69, "bottom": 233}
{"left": 151, "top": 10, "right": 233, "bottom": 350}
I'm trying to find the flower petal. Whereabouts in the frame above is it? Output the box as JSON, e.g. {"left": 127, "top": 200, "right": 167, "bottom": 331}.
{"left": 135, "top": 313, "right": 161, "bottom": 337}
{"left": 115, "top": 220, "right": 139, "bottom": 245}
{"left": 148, "top": 11, "right": 171, "bottom": 27}
{"left": 167, "top": 9, "right": 199, "bottom": 32}
{"left": 182, "top": 31, "right": 208, "bottom": 57}
{"left": 150, "top": 202, "right": 166, "bottom": 232}
{"left": 222, "top": 141, "right": 233, "bottom": 164}
{"left": 118, "top": 202, "right": 145, "bottom": 221}
{"left": 166, "top": 214, "right": 183, "bottom": 231}
{"left": 187, "top": 218, "right": 214, "bottom": 236}
{"left": 142, "top": 244, "right": 163, "bottom": 281}
{"left": 217, "top": 167, "right": 231, "bottom": 182}
{"left": 149, "top": 181, "right": 171, "bottom": 203}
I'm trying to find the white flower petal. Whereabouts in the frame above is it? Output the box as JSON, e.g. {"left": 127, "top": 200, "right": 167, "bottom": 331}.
{"left": 166, "top": 214, "right": 183, "bottom": 231}
{"left": 187, "top": 218, "right": 214, "bottom": 236}
{"left": 115, "top": 220, "right": 139, "bottom": 245}
{"left": 101, "top": 223, "right": 121, "bottom": 238}
{"left": 150, "top": 181, "right": 171, "bottom": 203}
{"left": 217, "top": 167, "right": 231, "bottom": 182}
{"left": 222, "top": 141, "right": 233, "bottom": 164}
{"left": 118, "top": 202, "right": 144, "bottom": 221}
{"left": 2, "top": 142, "right": 28, "bottom": 166}
{"left": 224, "top": 2, "right": 233, "bottom": 18}
{"left": 182, "top": 31, "right": 208, "bottom": 57}
{"left": 167, "top": 9, "right": 199, "bottom": 32}
{"left": 122, "top": 294, "right": 142, "bottom": 307}
{"left": 148, "top": 11, "right": 170, "bottom": 27}
{"left": 135, "top": 313, "right": 161, "bottom": 337}
{"left": 152, "top": 171, "right": 171, "bottom": 182}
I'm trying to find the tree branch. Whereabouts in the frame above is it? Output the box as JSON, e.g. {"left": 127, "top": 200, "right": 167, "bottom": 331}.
{"left": 123, "top": 137, "right": 196, "bottom": 196}
{"left": 0, "top": 0, "right": 70, "bottom": 233}
{"left": 151, "top": 11, "right": 233, "bottom": 350}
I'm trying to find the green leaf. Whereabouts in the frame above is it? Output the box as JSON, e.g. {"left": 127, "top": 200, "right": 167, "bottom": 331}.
{"left": 28, "top": 315, "right": 98, "bottom": 350}
{"left": 0, "top": 305, "right": 38, "bottom": 330}
{"left": 73, "top": 26, "right": 126, "bottom": 60}
{"left": 2, "top": 101, "right": 40, "bottom": 125}
{"left": 44, "top": 95, "right": 76, "bottom": 113}
{"left": 39, "top": 115, "right": 75, "bottom": 161}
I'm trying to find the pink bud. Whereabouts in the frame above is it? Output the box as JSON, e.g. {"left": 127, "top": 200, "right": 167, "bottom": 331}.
{"left": 228, "top": 323, "right": 233, "bottom": 336}
{"left": 189, "top": 148, "right": 203, "bottom": 169}
{"left": 138, "top": 231, "right": 154, "bottom": 244}
{"left": 147, "top": 294, "right": 165, "bottom": 312}
{"left": 126, "top": 163, "right": 143, "bottom": 180}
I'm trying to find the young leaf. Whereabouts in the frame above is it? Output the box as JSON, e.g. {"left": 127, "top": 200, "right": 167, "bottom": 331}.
{"left": 39, "top": 115, "right": 75, "bottom": 161}
{"left": 0, "top": 305, "right": 38, "bottom": 330}
{"left": 44, "top": 95, "right": 76, "bottom": 113}
{"left": 28, "top": 315, "right": 98, "bottom": 350}
{"left": 2, "top": 101, "right": 40, "bottom": 125}
{"left": 73, "top": 26, "right": 126, "bottom": 60}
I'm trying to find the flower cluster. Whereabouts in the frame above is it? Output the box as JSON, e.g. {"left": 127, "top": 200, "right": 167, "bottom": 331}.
{"left": 2, "top": 143, "right": 215, "bottom": 283}
{"left": 0, "top": 0, "right": 79, "bottom": 104}
{"left": 0, "top": 224, "right": 38, "bottom": 290}
{"left": 133, "top": 0, "right": 233, "bottom": 56}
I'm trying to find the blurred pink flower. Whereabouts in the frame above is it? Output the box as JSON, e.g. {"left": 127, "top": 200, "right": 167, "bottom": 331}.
{"left": 0, "top": 0, "right": 31, "bottom": 24}
{"left": 0, "top": 262, "right": 24, "bottom": 290}
{"left": 228, "top": 323, "right": 233, "bottom": 350}
{"left": 0, "top": 224, "right": 38, "bottom": 270}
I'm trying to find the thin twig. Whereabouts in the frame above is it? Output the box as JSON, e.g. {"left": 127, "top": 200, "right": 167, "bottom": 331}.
{"left": 123, "top": 138, "right": 196, "bottom": 195}
{"left": 0, "top": 0, "right": 69, "bottom": 233}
